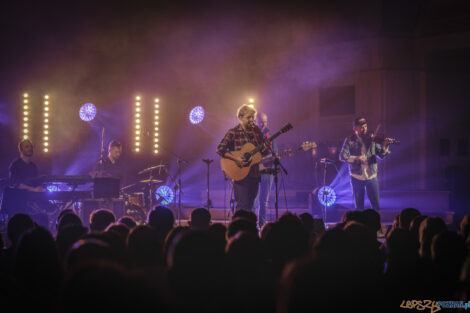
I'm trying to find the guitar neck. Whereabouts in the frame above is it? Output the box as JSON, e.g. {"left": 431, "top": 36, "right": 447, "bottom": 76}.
{"left": 262, "top": 145, "right": 303, "bottom": 163}
{"left": 249, "top": 128, "right": 288, "bottom": 155}
{"left": 279, "top": 146, "right": 303, "bottom": 157}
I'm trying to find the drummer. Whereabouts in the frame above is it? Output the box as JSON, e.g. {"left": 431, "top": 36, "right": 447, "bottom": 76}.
{"left": 91, "top": 140, "right": 124, "bottom": 179}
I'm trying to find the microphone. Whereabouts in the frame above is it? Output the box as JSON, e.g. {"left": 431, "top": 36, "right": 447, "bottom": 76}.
{"left": 320, "top": 158, "right": 336, "bottom": 164}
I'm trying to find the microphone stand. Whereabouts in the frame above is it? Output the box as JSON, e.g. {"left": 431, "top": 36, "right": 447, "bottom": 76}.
{"left": 202, "top": 159, "right": 213, "bottom": 210}
{"left": 98, "top": 127, "right": 105, "bottom": 175}
{"left": 273, "top": 156, "right": 288, "bottom": 221}
{"left": 176, "top": 158, "right": 185, "bottom": 226}
{"left": 265, "top": 139, "right": 288, "bottom": 221}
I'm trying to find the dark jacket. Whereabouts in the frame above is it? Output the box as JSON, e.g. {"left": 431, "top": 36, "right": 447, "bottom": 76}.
{"left": 340, "top": 134, "right": 390, "bottom": 177}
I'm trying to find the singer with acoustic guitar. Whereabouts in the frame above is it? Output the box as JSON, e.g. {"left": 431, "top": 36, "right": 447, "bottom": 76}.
{"left": 216, "top": 104, "right": 268, "bottom": 212}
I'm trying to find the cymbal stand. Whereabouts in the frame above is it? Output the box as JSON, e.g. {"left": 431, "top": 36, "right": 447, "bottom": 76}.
{"left": 202, "top": 159, "right": 213, "bottom": 210}
{"left": 153, "top": 144, "right": 187, "bottom": 226}
{"left": 146, "top": 170, "right": 155, "bottom": 212}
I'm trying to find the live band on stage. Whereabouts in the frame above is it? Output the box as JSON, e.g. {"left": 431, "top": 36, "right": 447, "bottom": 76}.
{"left": 0, "top": 104, "right": 398, "bottom": 230}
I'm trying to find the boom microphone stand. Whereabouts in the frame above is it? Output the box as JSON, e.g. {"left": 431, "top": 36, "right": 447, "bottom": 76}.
{"left": 202, "top": 159, "right": 213, "bottom": 210}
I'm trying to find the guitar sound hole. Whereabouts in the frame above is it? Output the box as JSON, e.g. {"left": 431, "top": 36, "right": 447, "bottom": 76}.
{"left": 243, "top": 153, "right": 252, "bottom": 163}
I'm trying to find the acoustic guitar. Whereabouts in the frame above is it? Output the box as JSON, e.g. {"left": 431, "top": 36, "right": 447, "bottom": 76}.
{"left": 221, "top": 123, "right": 293, "bottom": 181}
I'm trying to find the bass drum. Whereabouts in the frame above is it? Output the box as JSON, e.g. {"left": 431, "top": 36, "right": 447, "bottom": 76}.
{"left": 123, "top": 204, "right": 147, "bottom": 225}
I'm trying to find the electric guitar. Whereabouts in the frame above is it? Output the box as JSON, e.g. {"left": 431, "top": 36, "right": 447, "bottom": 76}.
{"left": 220, "top": 123, "right": 293, "bottom": 181}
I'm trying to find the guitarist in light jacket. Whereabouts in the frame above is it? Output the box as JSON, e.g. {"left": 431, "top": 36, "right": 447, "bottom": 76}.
{"left": 217, "top": 104, "right": 268, "bottom": 213}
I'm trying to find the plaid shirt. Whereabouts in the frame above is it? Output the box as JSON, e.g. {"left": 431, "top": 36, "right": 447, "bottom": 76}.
{"left": 217, "top": 124, "right": 266, "bottom": 177}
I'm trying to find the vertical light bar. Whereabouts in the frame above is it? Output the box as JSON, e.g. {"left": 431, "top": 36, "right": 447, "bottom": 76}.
{"left": 43, "top": 95, "right": 50, "bottom": 152}
{"left": 153, "top": 98, "right": 159, "bottom": 154}
{"left": 22, "top": 93, "right": 30, "bottom": 140}
{"left": 135, "top": 96, "right": 141, "bottom": 152}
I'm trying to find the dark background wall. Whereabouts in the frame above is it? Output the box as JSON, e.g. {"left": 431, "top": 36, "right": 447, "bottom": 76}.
{"left": 0, "top": 0, "right": 469, "bottom": 210}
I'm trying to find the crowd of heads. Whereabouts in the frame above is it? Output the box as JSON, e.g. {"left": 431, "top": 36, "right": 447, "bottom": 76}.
{"left": 1, "top": 205, "right": 470, "bottom": 312}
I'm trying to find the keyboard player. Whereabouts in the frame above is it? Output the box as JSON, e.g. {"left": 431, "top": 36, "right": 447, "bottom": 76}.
{"left": 2, "top": 139, "right": 45, "bottom": 217}
{"left": 9, "top": 139, "right": 44, "bottom": 193}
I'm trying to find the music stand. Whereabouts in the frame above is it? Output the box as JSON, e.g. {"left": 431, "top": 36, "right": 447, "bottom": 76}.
{"left": 93, "top": 177, "right": 120, "bottom": 199}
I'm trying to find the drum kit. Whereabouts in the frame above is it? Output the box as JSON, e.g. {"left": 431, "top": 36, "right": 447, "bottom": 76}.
{"left": 119, "top": 164, "right": 167, "bottom": 224}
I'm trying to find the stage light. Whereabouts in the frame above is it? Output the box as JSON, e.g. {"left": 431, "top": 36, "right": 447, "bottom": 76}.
{"left": 249, "top": 98, "right": 254, "bottom": 103}
{"left": 79, "top": 103, "right": 97, "bottom": 122}
{"left": 153, "top": 97, "right": 159, "bottom": 154}
{"left": 317, "top": 186, "right": 336, "bottom": 207}
{"left": 189, "top": 106, "right": 204, "bottom": 124}
{"left": 43, "top": 95, "right": 50, "bottom": 152}
{"left": 22, "top": 93, "right": 30, "bottom": 140}
{"left": 134, "top": 97, "right": 142, "bottom": 152}
{"left": 155, "top": 185, "right": 174, "bottom": 205}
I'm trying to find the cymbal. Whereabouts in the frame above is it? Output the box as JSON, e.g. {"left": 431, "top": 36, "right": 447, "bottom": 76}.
{"left": 138, "top": 165, "right": 166, "bottom": 175}
{"left": 139, "top": 179, "right": 163, "bottom": 184}
{"left": 120, "top": 183, "right": 137, "bottom": 191}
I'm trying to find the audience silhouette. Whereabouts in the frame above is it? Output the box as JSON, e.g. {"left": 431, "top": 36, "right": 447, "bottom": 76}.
{"left": 0, "top": 205, "right": 467, "bottom": 313}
